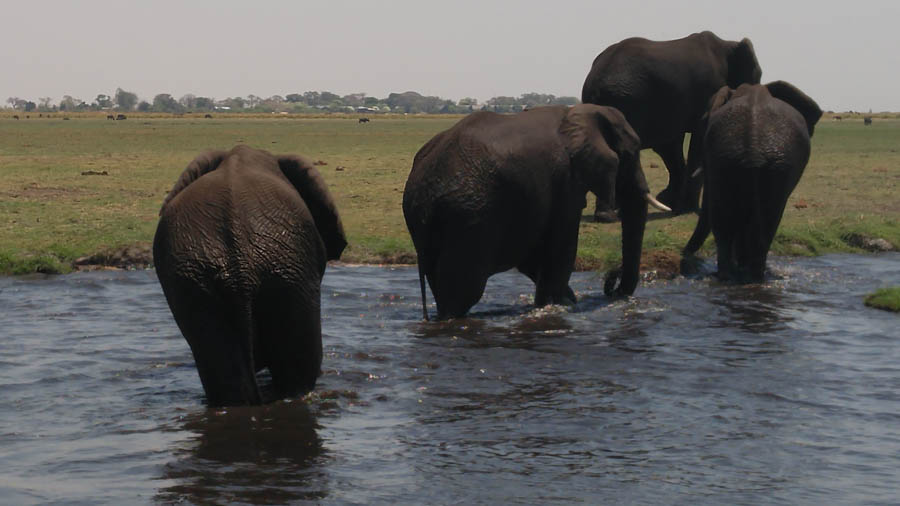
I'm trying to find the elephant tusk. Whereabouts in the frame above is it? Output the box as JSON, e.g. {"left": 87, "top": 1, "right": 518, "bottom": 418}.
{"left": 691, "top": 167, "right": 703, "bottom": 178}
{"left": 645, "top": 192, "right": 672, "bottom": 212}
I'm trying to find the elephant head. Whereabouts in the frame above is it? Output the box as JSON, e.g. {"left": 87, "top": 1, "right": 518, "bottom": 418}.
{"left": 726, "top": 38, "right": 762, "bottom": 88}
{"left": 277, "top": 155, "right": 348, "bottom": 260}
{"left": 560, "top": 104, "right": 669, "bottom": 296}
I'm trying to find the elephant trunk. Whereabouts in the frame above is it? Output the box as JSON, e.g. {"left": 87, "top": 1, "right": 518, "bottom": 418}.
{"left": 604, "top": 155, "right": 649, "bottom": 296}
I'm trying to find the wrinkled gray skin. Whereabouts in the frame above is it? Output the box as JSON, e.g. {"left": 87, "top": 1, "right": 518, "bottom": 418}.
{"left": 582, "top": 31, "right": 762, "bottom": 220}
{"left": 403, "top": 104, "right": 651, "bottom": 320}
{"left": 153, "top": 145, "right": 347, "bottom": 406}
{"left": 683, "top": 81, "right": 822, "bottom": 283}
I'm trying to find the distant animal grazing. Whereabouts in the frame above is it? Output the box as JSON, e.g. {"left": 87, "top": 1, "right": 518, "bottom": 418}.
{"left": 153, "top": 145, "right": 347, "bottom": 406}
{"left": 833, "top": 116, "right": 842, "bottom": 121}
{"left": 582, "top": 30, "right": 762, "bottom": 219}
{"left": 107, "top": 115, "right": 115, "bottom": 120}
{"left": 13, "top": 115, "right": 18, "bottom": 120}
{"left": 204, "top": 114, "right": 213, "bottom": 119}
{"left": 683, "top": 81, "right": 822, "bottom": 283}
{"left": 358, "top": 117, "right": 370, "bottom": 123}
{"left": 864, "top": 117, "right": 872, "bottom": 125}
{"left": 116, "top": 114, "right": 127, "bottom": 120}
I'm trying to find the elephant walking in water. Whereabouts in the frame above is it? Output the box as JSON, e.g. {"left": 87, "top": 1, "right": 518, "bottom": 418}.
{"left": 403, "top": 104, "right": 669, "bottom": 320}
{"left": 582, "top": 31, "right": 762, "bottom": 220}
{"left": 153, "top": 145, "right": 347, "bottom": 405}
{"left": 683, "top": 81, "right": 822, "bottom": 283}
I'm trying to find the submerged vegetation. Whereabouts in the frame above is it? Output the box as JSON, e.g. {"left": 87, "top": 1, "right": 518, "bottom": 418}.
{"left": 0, "top": 112, "right": 897, "bottom": 275}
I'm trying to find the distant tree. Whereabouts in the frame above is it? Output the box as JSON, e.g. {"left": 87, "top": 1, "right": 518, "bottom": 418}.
{"left": 246, "top": 94, "right": 261, "bottom": 108}
{"left": 152, "top": 93, "right": 182, "bottom": 113}
{"left": 219, "top": 97, "right": 245, "bottom": 110}
{"left": 7, "top": 97, "right": 26, "bottom": 110}
{"left": 137, "top": 101, "right": 151, "bottom": 112}
{"left": 458, "top": 97, "right": 478, "bottom": 107}
{"left": 59, "top": 95, "right": 78, "bottom": 111}
{"left": 194, "top": 96, "right": 215, "bottom": 110}
{"left": 114, "top": 88, "right": 138, "bottom": 111}
{"left": 302, "top": 91, "right": 320, "bottom": 105}
{"left": 38, "top": 97, "right": 53, "bottom": 110}
{"left": 179, "top": 93, "right": 197, "bottom": 110}
{"left": 552, "top": 96, "right": 578, "bottom": 106}
{"left": 342, "top": 93, "right": 366, "bottom": 107}
{"left": 24, "top": 101, "right": 36, "bottom": 112}
{"left": 364, "top": 96, "right": 380, "bottom": 106}
{"left": 285, "top": 93, "right": 304, "bottom": 103}
{"left": 319, "top": 91, "right": 341, "bottom": 104}
{"left": 95, "top": 94, "right": 112, "bottom": 109}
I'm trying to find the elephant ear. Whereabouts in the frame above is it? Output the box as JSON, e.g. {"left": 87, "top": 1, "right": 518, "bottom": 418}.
{"left": 160, "top": 150, "right": 228, "bottom": 214}
{"left": 561, "top": 104, "right": 641, "bottom": 189}
{"left": 277, "top": 155, "right": 348, "bottom": 260}
{"left": 727, "top": 38, "right": 762, "bottom": 87}
{"left": 765, "top": 80, "right": 823, "bottom": 137}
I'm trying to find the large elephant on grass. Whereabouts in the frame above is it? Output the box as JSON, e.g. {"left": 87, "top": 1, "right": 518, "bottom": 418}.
{"left": 153, "top": 145, "right": 347, "bottom": 406}
{"left": 402, "top": 104, "right": 670, "bottom": 320}
{"left": 682, "top": 81, "right": 822, "bottom": 282}
{"left": 582, "top": 30, "right": 762, "bottom": 219}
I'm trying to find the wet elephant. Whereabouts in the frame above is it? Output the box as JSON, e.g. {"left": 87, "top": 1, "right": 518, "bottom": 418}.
{"left": 402, "top": 104, "right": 669, "bottom": 320}
{"left": 153, "top": 145, "right": 347, "bottom": 405}
{"left": 682, "top": 81, "right": 822, "bottom": 282}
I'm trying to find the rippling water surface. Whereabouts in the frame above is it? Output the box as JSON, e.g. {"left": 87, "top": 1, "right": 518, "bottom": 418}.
{"left": 1, "top": 254, "right": 899, "bottom": 504}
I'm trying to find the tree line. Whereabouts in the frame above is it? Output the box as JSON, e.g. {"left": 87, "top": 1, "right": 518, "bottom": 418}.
{"left": 5, "top": 89, "right": 579, "bottom": 114}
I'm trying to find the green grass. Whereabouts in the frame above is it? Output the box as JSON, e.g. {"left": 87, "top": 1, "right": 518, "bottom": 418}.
{"left": 864, "top": 287, "right": 900, "bottom": 312}
{"left": 0, "top": 112, "right": 898, "bottom": 274}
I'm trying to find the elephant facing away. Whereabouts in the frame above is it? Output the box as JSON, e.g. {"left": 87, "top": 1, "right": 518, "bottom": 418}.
{"left": 683, "top": 81, "right": 823, "bottom": 283}
{"left": 153, "top": 145, "right": 347, "bottom": 406}
{"left": 582, "top": 31, "right": 762, "bottom": 219}
{"left": 402, "top": 104, "right": 670, "bottom": 320}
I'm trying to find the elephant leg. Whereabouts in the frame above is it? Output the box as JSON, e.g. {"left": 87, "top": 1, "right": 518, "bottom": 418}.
{"left": 166, "top": 280, "right": 261, "bottom": 406}
{"left": 254, "top": 282, "right": 322, "bottom": 398}
{"left": 429, "top": 244, "right": 490, "bottom": 320}
{"left": 532, "top": 206, "right": 580, "bottom": 307}
{"left": 683, "top": 176, "right": 711, "bottom": 256}
{"left": 681, "top": 131, "right": 704, "bottom": 213}
{"left": 652, "top": 136, "right": 687, "bottom": 212}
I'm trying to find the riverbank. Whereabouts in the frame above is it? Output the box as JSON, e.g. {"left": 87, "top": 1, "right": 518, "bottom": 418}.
{"left": 1, "top": 114, "right": 897, "bottom": 276}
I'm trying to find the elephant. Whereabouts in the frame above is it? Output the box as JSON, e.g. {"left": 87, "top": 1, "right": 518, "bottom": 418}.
{"left": 402, "top": 104, "right": 670, "bottom": 320}
{"left": 107, "top": 114, "right": 115, "bottom": 120}
{"left": 582, "top": 30, "right": 762, "bottom": 220}
{"left": 682, "top": 81, "right": 823, "bottom": 283}
{"left": 358, "top": 117, "right": 370, "bottom": 123}
{"left": 116, "top": 114, "right": 127, "bottom": 120}
{"left": 864, "top": 117, "right": 873, "bottom": 125}
{"left": 153, "top": 145, "right": 347, "bottom": 406}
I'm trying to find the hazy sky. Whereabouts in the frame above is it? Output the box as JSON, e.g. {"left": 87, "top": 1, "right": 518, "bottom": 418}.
{"left": 2, "top": 0, "right": 898, "bottom": 111}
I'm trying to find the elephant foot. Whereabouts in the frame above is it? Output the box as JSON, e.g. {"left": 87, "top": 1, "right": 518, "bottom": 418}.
{"left": 593, "top": 209, "right": 619, "bottom": 223}
{"left": 679, "top": 254, "right": 704, "bottom": 277}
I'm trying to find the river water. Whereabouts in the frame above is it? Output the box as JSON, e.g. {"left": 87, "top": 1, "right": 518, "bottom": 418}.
{"left": 1, "top": 254, "right": 898, "bottom": 504}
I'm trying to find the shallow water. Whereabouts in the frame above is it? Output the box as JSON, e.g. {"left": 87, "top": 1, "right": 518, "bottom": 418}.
{"left": 1, "top": 254, "right": 899, "bottom": 504}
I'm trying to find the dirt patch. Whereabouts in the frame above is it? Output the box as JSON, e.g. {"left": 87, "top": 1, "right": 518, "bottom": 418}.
{"left": 74, "top": 244, "right": 153, "bottom": 270}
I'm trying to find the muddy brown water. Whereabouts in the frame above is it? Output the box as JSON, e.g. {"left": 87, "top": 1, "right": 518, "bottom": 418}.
{"left": 1, "top": 254, "right": 899, "bottom": 504}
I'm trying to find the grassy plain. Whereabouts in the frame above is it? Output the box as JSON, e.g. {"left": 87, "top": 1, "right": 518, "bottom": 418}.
{"left": 0, "top": 112, "right": 898, "bottom": 274}
{"left": 864, "top": 287, "right": 900, "bottom": 312}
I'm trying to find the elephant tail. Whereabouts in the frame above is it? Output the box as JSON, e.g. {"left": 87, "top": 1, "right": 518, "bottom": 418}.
{"left": 416, "top": 253, "right": 429, "bottom": 321}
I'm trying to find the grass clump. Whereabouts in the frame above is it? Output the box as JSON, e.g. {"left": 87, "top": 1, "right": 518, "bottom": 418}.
{"left": 864, "top": 287, "right": 900, "bottom": 312}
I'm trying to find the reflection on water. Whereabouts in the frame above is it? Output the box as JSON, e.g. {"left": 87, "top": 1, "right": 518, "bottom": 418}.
{"left": 0, "top": 254, "right": 899, "bottom": 504}
{"left": 156, "top": 402, "right": 326, "bottom": 504}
